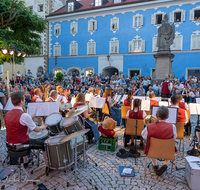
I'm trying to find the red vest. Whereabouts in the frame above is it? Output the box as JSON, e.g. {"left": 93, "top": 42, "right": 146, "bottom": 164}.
{"left": 124, "top": 99, "right": 131, "bottom": 107}
{"left": 45, "top": 98, "right": 54, "bottom": 102}
{"left": 179, "top": 102, "right": 186, "bottom": 110}
{"left": 73, "top": 102, "right": 85, "bottom": 117}
{"left": 5, "top": 109, "right": 29, "bottom": 144}
{"left": 129, "top": 110, "right": 143, "bottom": 119}
{"left": 178, "top": 108, "right": 186, "bottom": 123}
{"left": 31, "top": 96, "right": 38, "bottom": 102}
{"left": 161, "top": 81, "right": 170, "bottom": 94}
{"left": 144, "top": 122, "right": 174, "bottom": 154}
{"left": 150, "top": 100, "right": 158, "bottom": 107}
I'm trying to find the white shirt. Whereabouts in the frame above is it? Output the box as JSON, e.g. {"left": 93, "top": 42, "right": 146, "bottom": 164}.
{"left": 160, "top": 80, "right": 173, "bottom": 92}
{"left": 171, "top": 105, "right": 188, "bottom": 124}
{"left": 141, "top": 120, "right": 177, "bottom": 140}
{"left": 56, "top": 94, "right": 63, "bottom": 102}
{"left": 126, "top": 110, "right": 147, "bottom": 118}
{"left": 152, "top": 84, "right": 160, "bottom": 91}
{"left": 174, "top": 84, "right": 184, "bottom": 91}
{"left": 34, "top": 95, "right": 42, "bottom": 102}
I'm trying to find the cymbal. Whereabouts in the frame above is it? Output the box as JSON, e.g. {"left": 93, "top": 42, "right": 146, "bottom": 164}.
{"left": 61, "top": 103, "right": 72, "bottom": 110}
{"left": 65, "top": 105, "right": 88, "bottom": 117}
{"left": 59, "top": 129, "right": 90, "bottom": 143}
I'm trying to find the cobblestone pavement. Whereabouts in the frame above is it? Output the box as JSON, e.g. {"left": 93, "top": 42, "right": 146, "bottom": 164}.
{"left": 0, "top": 115, "right": 199, "bottom": 190}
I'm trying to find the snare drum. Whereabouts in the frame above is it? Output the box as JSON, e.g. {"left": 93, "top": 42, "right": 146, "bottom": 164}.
{"left": 44, "top": 135, "right": 73, "bottom": 170}
{"left": 45, "top": 113, "right": 62, "bottom": 134}
{"left": 60, "top": 116, "right": 83, "bottom": 135}
{"left": 71, "top": 136, "right": 88, "bottom": 157}
{"left": 29, "top": 129, "right": 49, "bottom": 141}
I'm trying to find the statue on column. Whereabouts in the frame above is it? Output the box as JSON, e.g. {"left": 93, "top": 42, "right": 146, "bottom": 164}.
{"left": 157, "top": 14, "right": 175, "bottom": 52}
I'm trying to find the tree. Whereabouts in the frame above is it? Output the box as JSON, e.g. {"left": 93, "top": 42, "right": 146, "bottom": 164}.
{"left": 0, "top": 0, "right": 47, "bottom": 64}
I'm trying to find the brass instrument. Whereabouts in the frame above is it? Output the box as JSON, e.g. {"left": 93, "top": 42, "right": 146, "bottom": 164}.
{"left": 145, "top": 115, "right": 158, "bottom": 125}
{"left": 87, "top": 103, "right": 98, "bottom": 122}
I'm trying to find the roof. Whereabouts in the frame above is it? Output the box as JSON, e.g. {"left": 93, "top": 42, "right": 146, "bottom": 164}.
{"left": 49, "top": 0, "right": 154, "bottom": 16}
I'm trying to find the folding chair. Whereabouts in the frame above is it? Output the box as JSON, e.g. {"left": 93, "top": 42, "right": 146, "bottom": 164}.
{"left": 102, "top": 103, "right": 110, "bottom": 119}
{"left": 144, "top": 138, "right": 176, "bottom": 185}
{"left": 175, "top": 122, "right": 185, "bottom": 158}
{"left": 120, "top": 106, "right": 130, "bottom": 128}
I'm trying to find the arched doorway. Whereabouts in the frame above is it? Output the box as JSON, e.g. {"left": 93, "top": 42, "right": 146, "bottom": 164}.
{"left": 68, "top": 69, "right": 79, "bottom": 76}
{"left": 103, "top": 66, "right": 119, "bottom": 77}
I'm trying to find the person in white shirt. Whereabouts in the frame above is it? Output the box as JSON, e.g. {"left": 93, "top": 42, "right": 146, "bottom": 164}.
{"left": 160, "top": 75, "right": 173, "bottom": 98}
{"left": 152, "top": 81, "right": 160, "bottom": 96}
{"left": 31, "top": 88, "right": 43, "bottom": 102}
{"left": 174, "top": 81, "right": 184, "bottom": 93}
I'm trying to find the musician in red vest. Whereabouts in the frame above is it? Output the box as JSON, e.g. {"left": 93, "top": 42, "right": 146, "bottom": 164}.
{"left": 31, "top": 88, "right": 43, "bottom": 102}
{"left": 126, "top": 99, "right": 147, "bottom": 147}
{"left": 142, "top": 106, "right": 177, "bottom": 176}
{"left": 5, "top": 92, "right": 48, "bottom": 167}
{"left": 170, "top": 95, "right": 188, "bottom": 125}
{"left": 149, "top": 92, "right": 158, "bottom": 108}
{"left": 178, "top": 95, "right": 188, "bottom": 110}
{"left": 161, "top": 74, "right": 173, "bottom": 98}
{"left": 123, "top": 91, "right": 133, "bottom": 107}
{"left": 45, "top": 90, "right": 58, "bottom": 102}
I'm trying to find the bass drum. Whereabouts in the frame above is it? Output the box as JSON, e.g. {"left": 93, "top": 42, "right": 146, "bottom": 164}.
{"left": 45, "top": 113, "right": 62, "bottom": 134}
{"left": 45, "top": 135, "right": 73, "bottom": 170}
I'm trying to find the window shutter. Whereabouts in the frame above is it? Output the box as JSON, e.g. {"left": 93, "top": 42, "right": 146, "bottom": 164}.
{"left": 153, "top": 38, "right": 158, "bottom": 52}
{"left": 191, "top": 36, "right": 196, "bottom": 50}
{"left": 151, "top": 14, "right": 155, "bottom": 25}
{"left": 142, "top": 40, "right": 145, "bottom": 52}
{"left": 94, "top": 21, "right": 97, "bottom": 30}
{"left": 87, "top": 43, "right": 89, "bottom": 54}
{"left": 58, "top": 46, "right": 61, "bottom": 56}
{"left": 141, "top": 16, "right": 143, "bottom": 26}
{"left": 75, "top": 23, "right": 77, "bottom": 33}
{"left": 88, "top": 21, "right": 90, "bottom": 31}
{"left": 181, "top": 10, "right": 186, "bottom": 22}
{"left": 197, "top": 36, "right": 200, "bottom": 49}
{"left": 129, "top": 41, "right": 133, "bottom": 52}
{"left": 133, "top": 16, "right": 136, "bottom": 27}
{"left": 170, "top": 12, "right": 174, "bottom": 23}
{"left": 175, "top": 36, "right": 182, "bottom": 50}
{"left": 117, "top": 19, "right": 119, "bottom": 29}
{"left": 190, "top": 9, "right": 194, "bottom": 21}
{"left": 162, "top": 13, "right": 165, "bottom": 20}
{"left": 92, "top": 43, "right": 95, "bottom": 54}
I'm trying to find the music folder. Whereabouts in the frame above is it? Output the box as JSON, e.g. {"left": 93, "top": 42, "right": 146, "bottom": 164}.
{"left": 189, "top": 103, "right": 200, "bottom": 115}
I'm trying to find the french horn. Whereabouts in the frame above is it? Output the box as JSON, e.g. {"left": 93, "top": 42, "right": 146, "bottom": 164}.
{"left": 145, "top": 115, "right": 158, "bottom": 125}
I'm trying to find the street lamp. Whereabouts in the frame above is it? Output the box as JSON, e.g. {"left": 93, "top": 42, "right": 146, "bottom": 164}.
{"left": 1, "top": 48, "right": 8, "bottom": 55}
{"left": 107, "top": 54, "right": 110, "bottom": 61}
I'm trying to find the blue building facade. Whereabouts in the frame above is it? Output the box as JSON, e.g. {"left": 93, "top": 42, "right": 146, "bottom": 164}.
{"left": 47, "top": 0, "right": 200, "bottom": 79}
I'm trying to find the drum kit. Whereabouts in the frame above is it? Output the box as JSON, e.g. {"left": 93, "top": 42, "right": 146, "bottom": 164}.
{"left": 28, "top": 105, "right": 98, "bottom": 189}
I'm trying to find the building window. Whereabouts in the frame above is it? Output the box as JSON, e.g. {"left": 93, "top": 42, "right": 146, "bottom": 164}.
{"left": 114, "top": 0, "right": 121, "bottom": 3}
{"left": 54, "top": 45, "right": 61, "bottom": 56}
{"left": 190, "top": 8, "right": 200, "bottom": 21}
{"left": 187, "top": 69, "right": 200, "bottom": 78}
{"left": 70, "top": 44, "right": 78, "bottom": 56}
{"left": 28, "top": 6, "right": 33, "bottom": 11}
{"left": 133, "top": 15, "right": 143, "bottom": 28}
{"left": 151, "top": 12, "right": 164, "bottom": 25}
{"left": 54, "top": 24, "right": 61, "bottom": 36}
{"left": 110, "top": 41, "right": 119, "bottom": 54}
{"left": 152, "top": 37, "right": 158, "bottom": 52}
{"left": 170, "top": 10, "right": 185, "bottom": 23}
{"left": 88, "top": 20, "right": 97, "bottom": 32}
{"left": 171, "top": 36, "right": 183, "bottom": 50}
{"left": 71, "top": 22, "right": 77, "bottom": 34}
{"left": 38, "top": 4, "right": 43, "bottom": 12}
{"left": 129, "top": 40, "right": 145, "bottom": 53}
{"left": 111, "top": 18, "right": 119, "bottom": 30}
{"left": 68, "top": 2, "right": 74, "bottom": 12}
{"left": 191, "top": 35, "right": 200, "bottom": 50}
{"left": 95, "top": 0, "right": 101, "bottom": 6}
{"left": 87, "top": 43, "right": 96, "bottom": 55}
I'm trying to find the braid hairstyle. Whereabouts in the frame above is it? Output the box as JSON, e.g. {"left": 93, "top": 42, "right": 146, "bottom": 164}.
{"left": 132, "top": 99, "right": 141, "bottom": 118}
{"left": 127, "top": 91, "right": 133, "bottom": 105}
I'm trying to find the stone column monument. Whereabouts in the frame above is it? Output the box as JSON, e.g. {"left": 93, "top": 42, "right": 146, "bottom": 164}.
{"left": 152, "top": 14, "right": 175, "bottom": 83}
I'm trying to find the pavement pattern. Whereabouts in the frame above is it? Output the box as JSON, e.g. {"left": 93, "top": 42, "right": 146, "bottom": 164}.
{"left": 0, "top": 115, "right": 199, "bottom": 190}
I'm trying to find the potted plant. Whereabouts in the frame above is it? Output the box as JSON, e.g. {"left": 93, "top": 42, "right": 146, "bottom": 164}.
{"left": 54, "top": 72, "right": 64, "bottom": 83}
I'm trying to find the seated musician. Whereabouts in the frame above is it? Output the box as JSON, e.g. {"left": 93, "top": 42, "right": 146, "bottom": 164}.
{"left": 94, "top": 88, "right": 101, "bottom": 98}
{"left": 126, "top": 99, "right": 147, "bottom": 147}
{"left": 73, "top": 93, "right": 99, "bottom": 143}
{"left": 124, "top": 91, "right": 133, "bottom": 107}
{"left": 65, "top": 88, "right": 71, "bottom": 103}
{"left": 142, "top": 106, "right": 177, "bottom": 176}
{"left": 170, "top": 95, "right": 188, "bottom": 125}
{"left": 56, "top": 86, "right": 63, "bottom": 102}
{"left": 5, "top": 92, "right": 49, "bottom": 168}
{"left": 178, "top": 95, "right": 188, "bottom": 110}
{"left": 46, "top": 90, "right": 58, "bottom": 102}
{"left": 31, "top": 88, "right": 43, "bottom": 102}
{"left": 149, "top": 92, "right": 158, "bottom": 108}
{"left": 103, "top": 87, "right": 121, "bottom": 126}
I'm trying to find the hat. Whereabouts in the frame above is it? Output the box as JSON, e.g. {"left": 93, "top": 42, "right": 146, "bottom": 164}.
{"left": 116, "top": 148, "right": 130, "bottom": 158}
{"left": 128, "top": 148, "right": 141, "bottom": 158}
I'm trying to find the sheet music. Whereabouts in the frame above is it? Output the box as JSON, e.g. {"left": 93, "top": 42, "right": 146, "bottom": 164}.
{"left": 141, "top": 100, "right": 150, "bottom": 111}
{"left": 189, "top": 103, "right": 200, "bottom": 115}
{"left": 4, "top": 98, "right": 14, "bottom": 111}
{"left": 131, "top": 99, "right": 134, "bottom": 110}
{"left": 71, "top": 97, "right": 76, "bottom": 107}
{"left": 0, "top": 103, "right": 3, "bottom": 110}
{"left": 146, "top": 97, "right": 161, "bottom": 102}
{"left": 114, "top": 95, "right": 121, "bottom": 103}
{"left": 151, "top": 106, "right": 178, "bottom": 124}
{"left": 121, "top": 95, "right": 128, "bottom": 103}
{"left": 196, "top": 98, "right": 200, "bottom": 104}
{"left": 89, "top": 97, "right": 106, "bottom": 109}
{"left": 158, "top": 101, "right": 169, "bottom": 107}
{"left": 133, "top": 96, "right": 146, "bottom": 100}
{"left": 27, "top": 102, "right": 59, "bottom": 116}
{"left": 85, "top": 93, "right": 93, "bottom": 102}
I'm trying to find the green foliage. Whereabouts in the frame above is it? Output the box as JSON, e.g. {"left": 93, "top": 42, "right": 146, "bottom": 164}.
{"left": 55, "top": 72, "right": 64, "bottom": 83}
{"left": 0, "top": 0, "right": 47, "bottom": 64}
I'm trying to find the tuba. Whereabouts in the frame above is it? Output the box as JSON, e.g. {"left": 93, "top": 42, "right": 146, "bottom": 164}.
{"left": 145, "top": 115, "right": 158, "bottom": 125}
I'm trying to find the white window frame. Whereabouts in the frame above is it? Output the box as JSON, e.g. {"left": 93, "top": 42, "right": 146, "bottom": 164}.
{"left": 70, "top": 44, "right": 78, "bottom": 56}
{"left": 171, "top": 36, "right": 183, "bottom": 51}
{"left": 114, "top": 0, "right": 121, "bottom": 3}
{"left": 87, "top": 42, "right": 96, "bottom": 55}
{"left": 191, "top": 35, "right": 200, "bottom": 50}
{"left": 190, "top": 8, "right": 200, "bottom": 21}
{"left": 128, "top": 69, "right": 141, "bottom": 78}
{"left": 152, "top": 37, "right": 158, "bottom": 52}
{"left": 111, "top": 18, "right": 119, "bottom": 30}
{"left": 68, "top": 2, "right": 74, "bottom": 12}
{"left": 186, "top": 68, "right": 200, "bottom": 79}
{"left": 110, "top": 41, "right": 119, "bottom": 54}
{"left": 54, "top": 45, "right": 61, "bottom": 56}
{"left": 133, "top": 15, "right": 143, "bottom": 28}
{"left": 151, "top": 12, "right": 165, "bottom": 25}
{"left": 129, "top": 39, "right": 145, "bottom": 53}
{"left": 38, "top": 4, "right": 43, "bottom": 12}
{"left": 71, "top": 22, "right": 78, "bottom": 34}
{"left": 88, "top": 20, "right": 97, "bottom": 32}
{"left": 170, "top": 9, "right": 185, "bottom": 23}
{"left": 54, "top": 24, "right": 61, "bottom": 36}
{"left": 95, "top": 0, "right": 102, "bottom": 6}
